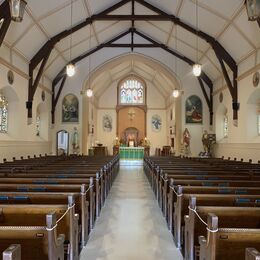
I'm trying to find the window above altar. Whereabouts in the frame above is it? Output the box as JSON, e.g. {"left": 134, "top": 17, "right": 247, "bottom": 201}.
{"left": 119, "top": 77, "right": 145, "bottom": 105}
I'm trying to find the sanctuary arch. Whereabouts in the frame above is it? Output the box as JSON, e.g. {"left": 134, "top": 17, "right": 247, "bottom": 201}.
{"left": 81, "top": 53, "right": 182, "bottom": 155}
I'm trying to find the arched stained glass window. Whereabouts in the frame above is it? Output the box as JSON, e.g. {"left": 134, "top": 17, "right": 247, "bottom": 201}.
{"left": 36, "top": 114, "right": 40, "bottom": 136}
{"left": 0, "top": 94, "right": 8, "bottom": 133}
{"left": 120, "top": 78, "right": 144, "bottom": 104}
{"left": 224, "top": 115, "right": 228, "bottom": 138}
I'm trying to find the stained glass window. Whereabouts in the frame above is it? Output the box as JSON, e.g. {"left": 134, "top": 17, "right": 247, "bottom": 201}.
{"left": 120, "top": 78, "right": 144, "bottom": 104}
{"left": 0, "top": 94, "right": 8, "bottom": 133}
{"left": 36, "top": 114, "right": 40, "bottom": 136}
{"left": 258, "top": 107, "right": 260, "bottom": 136}
{"left": 224, "top": 115, "right": 228, "bottom": 138}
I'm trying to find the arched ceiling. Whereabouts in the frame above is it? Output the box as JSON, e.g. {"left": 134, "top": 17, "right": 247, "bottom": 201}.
{"left": 2, "top": 0, "right": 260, "bottom": 83}
{"left": 82, "top": 53, "right": 181, "bottom": 99}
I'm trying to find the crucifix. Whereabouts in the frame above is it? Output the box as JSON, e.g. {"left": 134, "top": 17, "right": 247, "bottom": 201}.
{"left": 128, "top": 108, "right": 136, "bottom": 121}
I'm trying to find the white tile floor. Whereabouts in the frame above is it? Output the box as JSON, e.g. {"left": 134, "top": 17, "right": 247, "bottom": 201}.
{"left": 80, "top": 164, "right": 183, "bottom": 260}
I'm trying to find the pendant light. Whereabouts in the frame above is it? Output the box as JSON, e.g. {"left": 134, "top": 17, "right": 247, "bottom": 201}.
{"left": 172, "top": 24, "right": 180, "bottom": 98}
{"left": 86, "top": 23, "right": 93, "bottom": 98}
{"left": 9, "top": 0, "right": 27, "bottom": 22}
{"left": 246, "top": 0, "right": 260, "bottom": 21}
{"left": 172, "top": 89, "right": 180, "bottom": 98}
{"left": 192, "top": 0, "right": 201, "bottom": 77}
{"left": 66, "top": 0, "right": 75, "bottom": 77}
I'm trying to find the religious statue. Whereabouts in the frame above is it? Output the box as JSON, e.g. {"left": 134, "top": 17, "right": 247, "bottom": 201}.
{"left": 143, "top": 137, "right": 150, "bottom": 147}
{"left": 114, "top": 137, "right": 120, "bottom": 147}
{"left": 202, "top": 130, "right": 210, "bottom": 153}
{"left": 71, "top": 127, "right": 79, "bottom": 154}
{"left": 183, "top": 128, "right": 191, "bottom": 155}
{"left": 200, "top": 131, "right": 216, "bottom": 157}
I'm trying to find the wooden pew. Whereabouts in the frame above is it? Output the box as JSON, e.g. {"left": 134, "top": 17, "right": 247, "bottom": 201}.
{"left": 173, "top": 193, "right": 260, "bottom": 249}
{"left": 167, "top": 184, "right": 260, "bottom": 236}
{"left": 0, "top": 195, "right": 78, "bottom": 260}
{"left": 184, "top": 196, "right": 260, "bottom": 260}
{"left": 199, "top": 213, "right": 260, "bottom": 260}
{"left": 0, "top": 211, "right": 65, "bottom": 260}
{"left": 0, "top": 191, "right": 90, "bottom": 249}
{"left": 2, "top": 244, "right": 21, "bottom": 260}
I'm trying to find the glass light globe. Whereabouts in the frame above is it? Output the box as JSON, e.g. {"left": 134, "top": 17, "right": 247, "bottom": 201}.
{"left": 192, "top": 63, "right": 202, "bottom": 77}
{"left": 66, "top": 63, "right": 75, "bottom": 77}
{"left": 246, "top": 0, "right": 260, "bottom": 21}
{"left": 9, "top": 0, "right": 27, "bottom": 22}
{"left": 172, "top": 89, "right": 180, "bottom": 98}
{"left": 86, "top": 88, "right": 93, "bottom": 97}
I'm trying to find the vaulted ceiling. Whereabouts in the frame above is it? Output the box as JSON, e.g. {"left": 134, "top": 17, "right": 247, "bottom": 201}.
{"left": 82, "top": 53, "right": 181, "bottom": 99}
{"left": 2, "top": 0, "right": 259, "bottom": 84}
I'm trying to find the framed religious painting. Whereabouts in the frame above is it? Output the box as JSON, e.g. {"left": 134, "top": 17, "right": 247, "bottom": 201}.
{"left": 151, "top": 114, "right": 162, "bottom": 132}
{"left": 103, "top": 114, "right": 112, "bottom": 132}
{"left": 62, "top": 94, "right": 79, "bottom": 123}
{"left": 185, "top": 95, "right": 203, "bottom": 124}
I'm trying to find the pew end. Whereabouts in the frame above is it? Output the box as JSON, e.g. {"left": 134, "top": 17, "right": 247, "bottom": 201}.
{"left": 198, "top": 213, "right": 218, "bottom": 260}
{"left": 2, "top": 244, "right": 21, "bottom": 260}
{"left": 246, "top": 248, "right": 260, "bottom": 260}
{"left": 46, "top": 212, "right": 65, "bottom": 260}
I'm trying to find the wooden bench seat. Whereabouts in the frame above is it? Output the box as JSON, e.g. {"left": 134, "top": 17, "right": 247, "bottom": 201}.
{"left": 167, "top": 185, "right": 260, "bottom": 234}
{"left": 0, "top": 198, "right": 78, "bottom": 260}
{"left": 184, "top": 196, "right": 260, "bottom": 260}
{"left": 0, "top": 191, "right": 91, "bottom": 249}
{"left": 199, "top": 213, "right": 260, "bottom": 260}
{"left": 173, "top": 193, "right": 260, "bottom": 249}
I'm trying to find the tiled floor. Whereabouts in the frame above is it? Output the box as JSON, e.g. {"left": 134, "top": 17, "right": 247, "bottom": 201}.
{"left": 80, "top": 164, "right": 183, "bottom": 260}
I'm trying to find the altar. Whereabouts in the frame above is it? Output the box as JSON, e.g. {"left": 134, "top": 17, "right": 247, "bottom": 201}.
{"left": 119, "top": 147, "right": 144, "bottom": 160}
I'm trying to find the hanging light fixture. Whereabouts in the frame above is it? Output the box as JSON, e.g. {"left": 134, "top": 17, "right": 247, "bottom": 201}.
{"left": 192, "top": 63, "right": 201, "bottom": 77}
{"left": 86, "top": 88, "right": 93, "bottom": 97}
{"left": 246, "top": 0, "right": 260, "bottom": 21}
{"left": 66, "top": 63, "right": 75, "bottom": 77}
{"left": 66, "top": 0, "right": 75, "bottom": 77}
{"left": 9, "top": 0, "right": 27, "bottom": 22}
{"left": 192, "top": 0, "right": 201, "bottom": 77}
{"left": 86, "top": 22, "right": 93, "bottom": 98}
{"left": 172, "top": 89, "right": 180, "bottom": 98}
{"left": 172, "top": 24, "right": 180, "bottom": 99}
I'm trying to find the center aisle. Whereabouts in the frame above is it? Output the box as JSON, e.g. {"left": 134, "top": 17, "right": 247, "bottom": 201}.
{"left": 80, "top": 164, "right": 183, "bottom": 260}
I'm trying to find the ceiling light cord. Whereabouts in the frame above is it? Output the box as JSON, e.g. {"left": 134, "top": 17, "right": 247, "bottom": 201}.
{"left": 192, "top": 0, "right": 201, "bottom": 77}
{"left": 196, "top": 0, "right": 198, "bottom": 64}
{"left": 70, "top": 0, "right": 73, "bottom": 63}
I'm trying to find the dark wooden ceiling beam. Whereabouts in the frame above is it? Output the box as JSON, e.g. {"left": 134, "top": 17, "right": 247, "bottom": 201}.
{"left": 198, "top": 77, "right": 213, "bottom": 125}
{"left": 28, "top": 0, "right": 237, "bottom": 123}
{"left": 0, "top": 1, "right": 12, "bottom": 47}
{"left": 51, "top": 29, "right": 132, "bottom": 123}
{"left": 51, "top": 75, "right": 67, "bottom": 124}
{"left": 51, "top": 28, "right": 214, "bottom": 124}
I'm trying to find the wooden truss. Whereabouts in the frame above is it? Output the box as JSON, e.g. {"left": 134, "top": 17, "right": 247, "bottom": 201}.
{"left": 8, "top": 0, "right": 236, "bottom": 124}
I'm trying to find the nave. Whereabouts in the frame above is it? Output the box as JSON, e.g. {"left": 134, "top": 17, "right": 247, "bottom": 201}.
{"left": 80, "top": 164, "right": 183, "bottom": 260}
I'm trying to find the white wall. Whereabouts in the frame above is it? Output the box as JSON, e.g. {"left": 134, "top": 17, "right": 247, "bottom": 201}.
{"left": 51, "top": 76, "right": 83, "bottom": 155}
{"left": 181, "top": 73, "right": 210, "bottom": 156}
{"left": 147, "top": 110, "right": 167, "bottom": 155}
{"left": 97, "top": 109, "right": 117, "bottom": 155}
{"left": 0, "top": 63, "right": 52, "bottom": 162}
{"left": 213, "top": 68, "right": 260, "bottom": 162}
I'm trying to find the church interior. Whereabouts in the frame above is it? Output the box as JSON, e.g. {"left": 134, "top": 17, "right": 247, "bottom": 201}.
{"left": 0, "top": 0, "right": 260, "bottom": 259}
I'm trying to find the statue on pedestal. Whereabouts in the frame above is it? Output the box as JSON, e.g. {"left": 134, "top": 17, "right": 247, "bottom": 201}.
{"left": 72, "top": 127, "right": 79, "bottom": 154}
{"left": 200, "top": 130, "right": 216, "bottom": 157}
{"left": 202, "top": 130, "right": 209, "bottom": 153}
{"left": 183, "top": 128, "right": 191, "bottom": 156}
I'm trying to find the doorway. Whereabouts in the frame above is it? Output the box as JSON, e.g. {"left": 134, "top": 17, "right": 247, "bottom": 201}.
{"left": 56, "top": 130, "right": 69, "bottom": 155}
